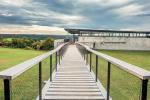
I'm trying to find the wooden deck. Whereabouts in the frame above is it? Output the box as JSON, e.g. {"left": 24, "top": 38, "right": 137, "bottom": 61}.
{"left": 42, "top": 44, "right": 106, "bottom": 100}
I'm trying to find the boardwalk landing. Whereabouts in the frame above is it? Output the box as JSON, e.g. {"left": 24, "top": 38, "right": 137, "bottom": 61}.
{"left": 42, "top": 45, "right": 106, "bottom": 100}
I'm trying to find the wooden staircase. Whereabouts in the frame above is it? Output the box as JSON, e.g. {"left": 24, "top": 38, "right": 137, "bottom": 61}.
{"left": 42, "top": 45, "right": 105, "bottom": 100}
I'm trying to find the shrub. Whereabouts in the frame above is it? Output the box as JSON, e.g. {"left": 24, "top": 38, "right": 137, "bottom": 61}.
{"left": 40, "top": 38, "right": 54, "bottom": 50}
{"left": 0, "top": 37, "right": 54, "bottom": 50}
{"left": 32, "top": 41, "right": 41, "bottom": 50}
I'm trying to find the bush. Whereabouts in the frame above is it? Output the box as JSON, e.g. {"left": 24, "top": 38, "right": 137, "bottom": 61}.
{"left": 32, "top": 41, "right": 41, "bottom": 50}
{"left": 32, "top": 38, "right": 54, "bottom": 50}
{"left": 40, "top": 38, "right": 54, "bottom": 50}
{"left": 0, "top": 37, "right": 54, "bottom": 50}
{"left": 11, "top": 38, "right": 34, "bottom": 48}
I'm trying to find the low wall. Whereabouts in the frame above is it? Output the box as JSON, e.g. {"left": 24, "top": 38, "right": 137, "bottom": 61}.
{"left": 78, "top": 37, "right": 150, "bottom": 50}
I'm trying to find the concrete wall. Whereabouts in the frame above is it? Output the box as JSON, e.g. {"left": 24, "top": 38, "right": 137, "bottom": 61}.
{"left": 78, "top": 37, "right": 150, "bottom": 50}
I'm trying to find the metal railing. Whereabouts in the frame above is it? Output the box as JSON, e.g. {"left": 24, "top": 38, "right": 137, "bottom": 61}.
{"left": 0, "top": 43, "right": 69, "bottom": 100}
{"left": 76, "top": 42, "right": 150, "bottom": 100}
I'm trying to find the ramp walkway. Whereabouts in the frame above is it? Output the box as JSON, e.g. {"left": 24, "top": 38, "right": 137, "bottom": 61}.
{"left": 1, "top": 43, "right": 150, "bottom": 100}
{"left": 42, "top": 44, "right": 106, "bottom": 100}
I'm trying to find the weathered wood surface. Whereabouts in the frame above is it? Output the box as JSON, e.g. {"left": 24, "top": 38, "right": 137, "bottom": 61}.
{"left": 42, "top": 45, "right": 105, "bottom": 100}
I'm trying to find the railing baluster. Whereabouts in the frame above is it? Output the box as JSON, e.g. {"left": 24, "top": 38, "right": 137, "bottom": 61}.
{"left": 55, "top": 52, "right": 57, "bottom": 71}
{"left": 86, "top": 51, "right": 88, "bottom": 65}
{"left": 60, "top": 49, "right": 62, "bottom": 60}
{"left": 96, "top": 55, "right": 98, "bottom": 82}
{"left": 50, "top": 55, "right": 52, "bottom": 82}
{"left": 141, "top": 79, "right": 148, "bottom": 100}
{"left": 107, "top": 62, "right": 111, "bottom": 100}
{"left": 59, "top": 50, "right": 60, "bottom": 65}
{"left": 39, "top": 62, "right": 42, "bottom": 100}
{"left": 4, "top": 79, "right": 10, "bottom": 100}
{"left": 90, "top": 52, "right": 92, "bottom": 72}
{"left": 84, "top": 52, "right": 85, "bottom": 60}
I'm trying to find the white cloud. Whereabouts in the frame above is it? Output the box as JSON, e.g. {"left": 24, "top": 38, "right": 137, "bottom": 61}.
{"left": 107, "top": 0, "right": 131, "bottom": 5}
{"left": 23, "top": 7, "right": 86, "bottom": 26}
{"left": 76, "top": 0, "right": 130, "bottom": 6}
{"left": 123, "top": 23, "right": 150, "bottom": 31}
{"left": 0, "top": 0, "right": 32, "bottom": 6}
{"left": 0, "top": 25, "right": 68, "bottom": 34}
{"left": 0, "top": 13, "right": 12, "bottom": 16}
{"left": 114, "top": 4, "right": 143, "bottom": 16}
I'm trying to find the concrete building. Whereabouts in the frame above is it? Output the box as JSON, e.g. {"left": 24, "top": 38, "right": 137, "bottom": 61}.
{"left": 65, "top": 29, "right": 150, "bottom": 50}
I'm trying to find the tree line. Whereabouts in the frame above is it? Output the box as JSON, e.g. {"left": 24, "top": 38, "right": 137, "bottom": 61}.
{"left": 0, "top": 38, "right": 54, "bottom": 50}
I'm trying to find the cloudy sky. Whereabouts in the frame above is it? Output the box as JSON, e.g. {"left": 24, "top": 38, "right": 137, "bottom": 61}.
{"left": 0, "top": 0, "right": 150, "bottom": 34}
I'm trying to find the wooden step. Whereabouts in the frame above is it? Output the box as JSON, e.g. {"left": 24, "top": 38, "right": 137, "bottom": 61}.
{"left": 43, "top": 95, "right": 105, "bottom": 100}
{"left": 42, "top": 45, "right": 106, "bottom": 100}
{"left": 45, "top": 91, "right": 102, "bottom": 96}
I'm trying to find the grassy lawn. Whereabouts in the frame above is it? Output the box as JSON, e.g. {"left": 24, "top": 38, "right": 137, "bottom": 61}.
{"left": 0, "top": 47, "right": 150, "bottom": 100}
{"left": 89, "top": 50, "right": 150, "bottom": 100}
{"left": 0, "top": 47, "right": 56, "bottom": 100}
{"left": 0, "top": 47, "right": 46, "bottom": 71}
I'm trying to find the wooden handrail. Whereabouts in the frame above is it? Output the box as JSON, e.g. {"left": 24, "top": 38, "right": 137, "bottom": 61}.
{"left": 77, "top": 42, "right": 150, "bottom": 80}
{"left": 0, "top": 43, "right": 67, "bottom": 80}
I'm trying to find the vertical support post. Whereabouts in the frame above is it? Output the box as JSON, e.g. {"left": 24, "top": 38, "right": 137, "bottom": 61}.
{"left": 95, "top": 55, "right": 98, "bottom": 82}
{"left": 4, "top": 79, "right": 10, "bottom": 100}
{"left": 73, "top": 34, "right": 75, "bottom": 43}
{"left": 55, "top": 52, "right": 57, "bottom": 71}
{"left": 50, "top": 55, "right": 52, "bottom": 82}
{"left": 141, "top": 79, "right": 148, "bottom": 100}
{"left": 86, "top": 51, "right": 88, "bottom": 65}
{"left": 59, "top": 50, "right": 60, "bottom": 65}
{"left": 90, "top": 52, "right": 92, "bottom": 72}
{"left": 84, "top": 52, "right": 85, "bottom": 60}
{"left": 60, "top": 49, "right": 62, "bottom": 60}
{"left": 39, "top": 62, "right": 42, "bottom": 100}
{"left": 107, "top": 62, "right": 111, "bottom": 100}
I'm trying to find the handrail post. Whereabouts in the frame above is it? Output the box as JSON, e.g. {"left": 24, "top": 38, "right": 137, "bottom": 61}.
{"left": 55, "top": 52, "right": 57, "bottom": 71}
{"left": 90, "top": 52, "right": 92, "bottom": 72}
{"left": 84, "top": 52, "right": 85, "bottom": 60}
{"left": 50, "top": 55, "right": 52, "bottom": 82}
{"left": 4, "top": 79, "right": 11, "bottom": 100}
{"left": 141, "top": 79, "right": 148, "bottom": 100}
{"left": 59, "top": 50, "right": 60, "bottom": 65}
{"left": 39, "top": 62, "right": 42, "bottom": 100}
{"left": 86, "top": 51, "right": 88, "bottom": 65}
{"left": 96, "top": 55, "right": 98, "bottom": 82}
{"left": 107, "top": 62, "right": 111, "bottom": 100}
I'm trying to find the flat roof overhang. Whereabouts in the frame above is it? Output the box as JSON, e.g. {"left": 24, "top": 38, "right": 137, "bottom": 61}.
{"left": 65, "top": 28, "right": 150, "bottom": 34}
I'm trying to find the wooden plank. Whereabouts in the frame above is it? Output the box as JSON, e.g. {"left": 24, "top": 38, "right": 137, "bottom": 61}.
{"left": 54, "top": 77, "right": 94, "bottom": 80}
{"left": 47, "top": 88, "right": 100, "bottom": 92}
{"left": 43, "top": 96, "right": 105, "bottom": 100}
{"left": 42, "top": 45, "right": 105, "bottom": 100}
{"left": 49, "top": 83, "right": 97, "bottom": 86}
{"left": 51, "top": 81, "right": 95, "bottom": 83}
{"left": 55, "top": 76, "right": 93, "bottom": 79}
{"left": 45, "top": 92, "right": 102, "bottom": 96}
{"left": 49, "top": 85, "right": 98, "bottom": 89}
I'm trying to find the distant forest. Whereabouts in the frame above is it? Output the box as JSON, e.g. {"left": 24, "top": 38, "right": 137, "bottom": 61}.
{"left": 0, "top": 34, "right": 73, "bottom": 40}
{"left": 0, "top": 34, "right": 74, "bottom": 50}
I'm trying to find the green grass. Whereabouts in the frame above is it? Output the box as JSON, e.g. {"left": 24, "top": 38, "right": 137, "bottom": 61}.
{"left": 1, "top": 47, "right": 150, "bottom": 100}
{"left": 0, "top": 47, "right": 56, "bottom": 99}
{"left": 100, "top": 50, "right": 150, "bottom": 71}
{"left": 0, "top": 47, "right": 46, "bottom": 71}
{"left": 89, "top": 50, "right": 150, "bottom": 100}
{"left": 2, "top": 38, "right": 12, "bottom": 42}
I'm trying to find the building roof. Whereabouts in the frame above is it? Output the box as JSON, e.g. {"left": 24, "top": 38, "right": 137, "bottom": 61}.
{"left": 65, "top": 28, "right": 150, "bottom": 34}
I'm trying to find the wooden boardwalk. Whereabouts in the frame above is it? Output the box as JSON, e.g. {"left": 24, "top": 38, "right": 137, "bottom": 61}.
{"left": 42, "top": 45, "right": 106, "bottom": 100}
